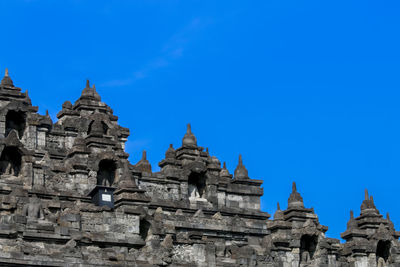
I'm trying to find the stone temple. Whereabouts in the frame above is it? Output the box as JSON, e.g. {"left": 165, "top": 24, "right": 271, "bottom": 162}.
{"left": 0, "top": 69, "right": 398, "bottom": 267}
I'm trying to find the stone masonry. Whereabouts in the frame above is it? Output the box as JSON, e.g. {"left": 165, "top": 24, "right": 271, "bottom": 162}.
{"left": 0, "top": 69, "right": 398, "bottom": 266}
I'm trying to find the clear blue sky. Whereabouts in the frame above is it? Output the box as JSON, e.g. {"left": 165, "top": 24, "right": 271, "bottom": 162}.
{"left": 1, "top": 0, "right": 400, "bottom": 240}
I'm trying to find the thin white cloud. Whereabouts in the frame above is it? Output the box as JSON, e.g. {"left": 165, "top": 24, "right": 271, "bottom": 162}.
{"left": 101, "top": 17, "right": 212, "bottom": 87}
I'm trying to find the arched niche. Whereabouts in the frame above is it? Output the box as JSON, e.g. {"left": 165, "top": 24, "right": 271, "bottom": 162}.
{"left": 139, "top": 218, "right": 151, "bottom": 241}
{"left": 300, "top": 235, "right": 318, "bottom": 263}
{"left": 88, "top": 120, "right": 108, "bottom": 135}
{"left": 97, "top": 159, "right": 116, "bottom": 186}
{"left": 376, "top": 240, "right": 391, "bottom": 264}
{"left": 0, "top": 146, "right": 22, "bottom": 177}
{"left": 188, "top": 172, "right": 206, "bottom": 199}
{"left": 5, "top": 110, "right": 25, "bottom": 138}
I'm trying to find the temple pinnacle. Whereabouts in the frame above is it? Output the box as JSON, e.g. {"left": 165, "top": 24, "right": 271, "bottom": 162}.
{"left": 350, "top": 210, "right": 354, "bottom": 219}
{"left": 288, "top": 181, "right": 304, "bottom": 208}
{"left": 277, "top": 202, "right": 281, "bottom": 210}
{"left": 234, "top": 154, "right": 249, "bottom": 180}
{"left": 364, "top": 189, "right": 369, "bottom": 200}
{"left": 1, "top": 68, "right": 14, "bottom": 86}
{"left": 142, "top": 150, "right": 147, "bottom": 160}
{"left": 182, "top": 123, "right": 197, "bottom": 147}
{"left": 86, "top": 79, "right": 90, "bottom": 88}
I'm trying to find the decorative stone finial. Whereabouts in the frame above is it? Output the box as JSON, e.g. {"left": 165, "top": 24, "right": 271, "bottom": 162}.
{"left": 273, "top": 202, "right": 284, "bottom": 220}
{"left": 360, "top": 189, "right": 377, "bottom": 212}
{"left": 182, "top": 123, "right": 197, "bottom": 147}
{"left": 80, "top": 79, "right": 101, "bottom": 101}
{"left": 134, "top": 150, "right": 152, "bottom": 173}
{"left": 386, "top": 212, "right": 395, "bottom": 231}
{"left": 1, "top": 68, "right": 14, "bottom": 86}
{"left": 118, "top": 161, "right": 137, "bottom": 189}
{"left": 62, "top": 101, "right": 73, "bottom": 110}
{"left": 165, "top": 144, "right": 176, "bottom": 159}
{"left": 346, "top": 210, "right": 358, "bottom": 230}
{"left": 288, "top": 181, "right": 304, "bottom": 208}
{"left": 220, "top": 161, "right": 231, "bottom": 178}
{"left": 234, "top": 154, "right": 249, "bottom": 180}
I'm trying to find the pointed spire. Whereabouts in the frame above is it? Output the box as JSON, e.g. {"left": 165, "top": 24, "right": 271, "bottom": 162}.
{"left": 165, "top": 144, "right": 176, "bottom": 159}
{"left": 1, "top": 68, "right": 14, "bottom": 86}
{"left": 387, "top": 212, "right": 395, "bottom": 231}
{"left": 360, "top": 189, "right": 377, "bottom": 212}
{"left": 273, "top": 202, "right": 284, "bottom": 220}
{"left": 46, "top": 110, "right": 49, "bottom": 116}
{"left": 80, "top": 79, "right": 101, "bottom": 101}
{"left": 118, "top": 161, "right": 137, "bottom": 189}
{"left": 220, "top": 161, "right": 231, "bottom": 178}
{"left": 346, "top": 210, "right": 358, "bottom": 230}
{"left": 134, "top": 150, "right": 152, "bottom": 173}
{"left": 288, "top": 181, "right": 304, "bottom": 208}
{"left": 234, "top": 154, "right": 249, "bottom": 180}
{"left": 182, "top": 123, "right": 197, "bottom": 147}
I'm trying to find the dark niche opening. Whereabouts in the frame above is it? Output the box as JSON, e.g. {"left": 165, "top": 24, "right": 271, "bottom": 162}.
{"left": 376, "top": 240, "right": 391, "bottom": 263}
{"left": 139, "top": 218, "right": 151, "bottom": 240}
{"left": 188, "top": 172, "right": 206, "bottom": 198}
{"left": 300, "top": 235, "right": 318, "bottom": 263}
{"left": 97, "top": 160, "right": 116, "bottom": 186}
{"left": 0, "top": 147, "right": 22, "bottom": 176}
{"left": 88, "top": 120, "right": 108, "bottom": 135}
{"left": 5, "top": 110, "right": 25, "bottom": 138}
